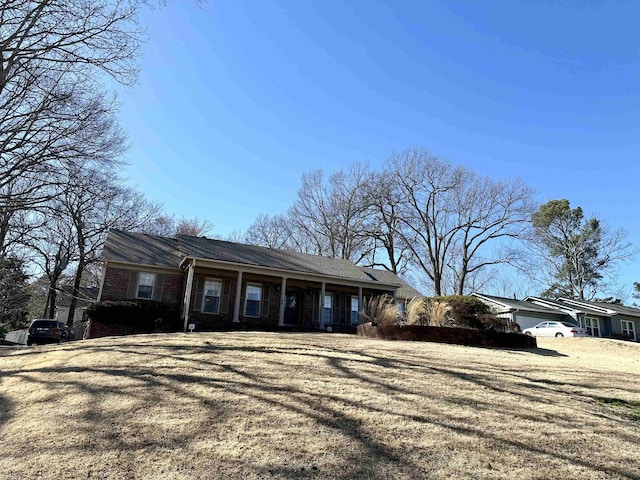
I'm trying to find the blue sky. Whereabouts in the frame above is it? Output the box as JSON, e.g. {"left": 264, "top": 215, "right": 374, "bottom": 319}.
{"left": 115, "top": 0, "right": 640, "bottom": 296}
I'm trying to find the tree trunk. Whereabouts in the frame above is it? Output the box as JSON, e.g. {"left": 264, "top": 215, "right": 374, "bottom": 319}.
{"left": 66, "top": 258, "right": 84, "bottom": 325}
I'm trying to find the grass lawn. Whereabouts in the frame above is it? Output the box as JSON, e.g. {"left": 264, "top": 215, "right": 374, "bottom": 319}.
{"left": 0, "top": 332, "right": 639, "bottom": 479}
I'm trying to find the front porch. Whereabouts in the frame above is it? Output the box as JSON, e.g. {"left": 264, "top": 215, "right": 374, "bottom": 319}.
{"left": 181, "top": 262, "right": 394, "bottom": 332}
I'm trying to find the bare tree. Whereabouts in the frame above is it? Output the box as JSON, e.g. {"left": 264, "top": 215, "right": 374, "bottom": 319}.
{"left": 0, "top": 0, "right": 153, "bottom": 250}
{"left": 288, "top": 162, "right": 373, "bottom": 262}
{"left": 386, "top": 148, "right": 535, "bottom": 296}
{"left": 362, "top": 171, "right": 411, "bottom": 274}
{"left": 59, "top": 166, "right": 161, "bottom": 323}
{"left": 142, "top": 214, "right": 214, "bottom": 238}
{"left": 244, "top": 213, "right": 292, "bottom": 249}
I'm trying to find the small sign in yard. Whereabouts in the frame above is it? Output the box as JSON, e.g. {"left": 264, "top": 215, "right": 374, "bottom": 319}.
{"left": 188, "top": 324, "right": 195, "bottom": 333}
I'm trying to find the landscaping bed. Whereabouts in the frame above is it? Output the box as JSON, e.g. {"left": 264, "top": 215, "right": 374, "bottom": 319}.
{"left": 357, "top": 322, "right": 537, "bottom": 348}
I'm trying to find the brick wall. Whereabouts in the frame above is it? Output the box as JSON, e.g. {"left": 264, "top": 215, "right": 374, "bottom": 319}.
{"left": 100, "top": 266, "right": 131, "bottom": 301}
{"left": 100, "top": 265, "right": 185, "bottom": 307}
{"left": 161, "top": 273, "right": 185, "bottom": 309}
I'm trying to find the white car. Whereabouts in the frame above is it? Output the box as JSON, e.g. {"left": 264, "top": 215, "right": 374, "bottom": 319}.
{"left": 522, "top": 321, "right": 587, "bottom": 338}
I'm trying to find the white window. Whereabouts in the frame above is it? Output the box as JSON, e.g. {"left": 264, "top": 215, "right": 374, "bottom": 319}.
{"left": 323, "top": 293, "right": 333, "bottom": 324}
{"left": 350, "top": 296, "right": 359, "bottom": 325}
{"left": 136, "top": 272, "right": 156, "bottom": 299}
{"left": 621, "top": 320, "right": 636, "bottom": 340}
{"left": 202, "top": 279, "right": 222, "bottom": 314}
{"left": 244, "top": 284, "right": 262, "bottom": 317}
{"left": 584, "top": 317, "right": 600, "bottom": 337}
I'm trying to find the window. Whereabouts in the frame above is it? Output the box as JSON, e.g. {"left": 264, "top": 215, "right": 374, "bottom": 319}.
{"left": 621, "top": 320, "right": 636, "bottom": 340}
{"left": 323, "top": 293, "right": 333, "bottom": 324}
{"left": 584, "top": 317, "right": 600, "bottom": 337}
{"left": 244, "top": 284, "right": 262, "bottom": 317}
{"left": 350, "top": 296, "right": 359, "bottom": 325}
{"left": 202, "top": 279, "right": 222, "bottom": 314}
{"left": 136, "top": 272, "right": 156, "bottom": 299}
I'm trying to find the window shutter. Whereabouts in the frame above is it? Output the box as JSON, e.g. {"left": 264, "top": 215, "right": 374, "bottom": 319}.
{"left": 220, "top": 279, "right": 231, "bottom": 314}
{"left": 261, "top": 284, "right": 270, "bottom": 318}
{"left": 193, "top": 276, "right": 203, "bottom": 312}
{"left": 127, "top": 271, "right": 138, "bottom": 299}
{"left": 312, "top": 290, "right": 320, "bottom": 322}
{"left": 152, "top": 273, "right": 164, "bottom": 301}
{"left": 240, "top": 283, "right": 245, "bottom": 317}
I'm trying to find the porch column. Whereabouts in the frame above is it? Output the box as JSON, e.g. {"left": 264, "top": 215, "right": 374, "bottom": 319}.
{"left": 319, "top": 281, "right": 326, "bottom": 328}
{"left": 278, "top": 277, "right": 287, "bottom": 326}
{"left": 233, "top": 271, "right": 243, "bottom": 323}
{"left": 182, "top": 261, "right": 195, "bottom": 332}
{"left": 358, "top": 286, "right": 363, "bottom": 323}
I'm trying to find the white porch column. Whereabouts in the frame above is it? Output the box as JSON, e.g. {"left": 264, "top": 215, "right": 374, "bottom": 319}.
{"left": 358, "top": 286, "right": 363, "bottom": 323}
{"left": 319, "top": 281, "right": 326, "bottom": 328}
{"left": 233, "top": 271, "right": 243, "bottom": 323}
{"left": 182, "top": 261, "right": 195, "bottom": 332}
{"left": 278, "top": 277, "right": 287, "bottom": 326}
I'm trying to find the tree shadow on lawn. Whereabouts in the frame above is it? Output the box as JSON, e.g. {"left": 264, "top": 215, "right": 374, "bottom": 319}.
{"left": 2, "top": 336, "right": 639, "bottom": 479}
{"left": 0, "top": 393, "right": 12, "bottom": 432}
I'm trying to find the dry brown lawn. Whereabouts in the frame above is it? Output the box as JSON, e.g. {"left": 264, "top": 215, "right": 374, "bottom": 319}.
{"left": 0, "top": 333, "right": 639, "bottom": 479}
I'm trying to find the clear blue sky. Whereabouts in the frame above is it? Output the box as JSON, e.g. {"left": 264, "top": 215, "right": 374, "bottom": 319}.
{"left": 115, "top": 0, "right": 640, "bottom": 297}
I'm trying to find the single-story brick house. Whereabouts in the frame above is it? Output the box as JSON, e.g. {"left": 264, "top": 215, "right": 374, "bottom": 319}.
{"left": 97, "top": 229, "right": 421, "bottom": 333}
{"left": 473, "top": 293, "right": 639, "bottom": 341}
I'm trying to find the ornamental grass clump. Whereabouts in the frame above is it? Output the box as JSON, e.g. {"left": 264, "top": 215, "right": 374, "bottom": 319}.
{"left": 362, "top": 295, "right": 400, "bottom": 326}
{"left": 425, "top": 300, "right": 453, "bottom": 326}
{"left": 405, "top": 297, "right": 428, "bottom": 325}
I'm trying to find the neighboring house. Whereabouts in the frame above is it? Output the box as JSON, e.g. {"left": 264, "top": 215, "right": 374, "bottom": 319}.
{"left": 526, "top": 297, "right": 639, "bottom": 341}
{"left": 97, "top": 229, "right": 421, "bottom": 333}
{"left": 471, "top": 293, "right": 568, "bottom": 330}
{"left": 473, "top": 292, "right": 639, "bottom": 341}
{"left": 55, "top": 286, "right": 98, "bottom": 325}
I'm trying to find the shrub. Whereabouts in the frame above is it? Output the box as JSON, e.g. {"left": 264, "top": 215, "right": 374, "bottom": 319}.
{"left": 477, "top": 314, "right": 507, "bottom": 331}
{"left": 0, "top": 323, "right": 8, "bottom": 341}
{"left": 405, "top": 297, "right": 428, "bottom": 325}
{"left": 362, "top": 295, "right": 400, "bottom": 326}
{"left": 431, "top": 295, "right": 500, "bottom": 330}
{"left": 86, "top": 300, "right": 180, "bottom": 333}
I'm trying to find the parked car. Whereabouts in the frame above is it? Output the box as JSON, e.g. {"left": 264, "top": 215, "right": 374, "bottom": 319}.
{"left": 522, "top": 321, "right": 587, "bottom": 338}
{"left": 27, "top": 319, "right": 69, "bottom": 346}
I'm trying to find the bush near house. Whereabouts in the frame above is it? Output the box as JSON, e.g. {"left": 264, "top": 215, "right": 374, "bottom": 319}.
{"left": 86, "top": 300, "right": 181, "bottom": 338}
{"left": 0, "top": 323, "right": 8, "bottom": 342}
{"left": 433, "top": 295, "right": 505, "bottom": 330}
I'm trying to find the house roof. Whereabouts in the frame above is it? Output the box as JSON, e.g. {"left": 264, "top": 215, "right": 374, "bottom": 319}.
{"left": 472, "top": 293, "right": 565, "bottom": 315}
{"left": 557, "top": 298, "right": 640, "bottom": 318}
{"left": 101, "top": 229, "right": 413, "bottom": 290}
{"left": 522, "top": 296, "right": 587, "bottom": 314}
{"left": 357, "top": 267, "right": 423, "bottom": 300}
{"left": 101, "top": 229, "right": 182, "bottom": 267}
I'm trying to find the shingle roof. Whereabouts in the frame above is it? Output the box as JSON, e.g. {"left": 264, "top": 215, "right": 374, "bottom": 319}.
{"left": 101, "top": 230, "right": 182, "bottom": 267}
{"left": 358, "top": 267, "right": 423, "bottom": 300}
{"left": 101, "top": 229, "right": 413, "bottom": 289}
{"left": 558, "top": 298, "right": 640, "bottom": 318}
{"left": 473, "top": 293, "right": 566, "bottom": 315}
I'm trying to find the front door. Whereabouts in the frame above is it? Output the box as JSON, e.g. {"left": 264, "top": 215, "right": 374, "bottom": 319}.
{"left": 284, "top": 290, "right": 300, "bottom": 325}
{"left": 584, "top": 317, "right": 600, "bottom": 337}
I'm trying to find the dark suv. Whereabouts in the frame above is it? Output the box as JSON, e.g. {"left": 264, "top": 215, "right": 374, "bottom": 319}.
{"left": 27, "top": 319, "right": 72, "bottom": 346}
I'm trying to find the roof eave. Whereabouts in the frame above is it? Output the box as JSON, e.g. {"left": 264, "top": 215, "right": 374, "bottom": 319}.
{"left": 179, "top": 256, "right": 400, "bottom": 289}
